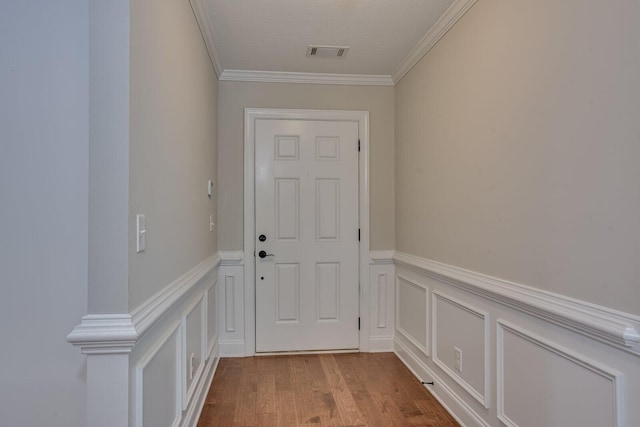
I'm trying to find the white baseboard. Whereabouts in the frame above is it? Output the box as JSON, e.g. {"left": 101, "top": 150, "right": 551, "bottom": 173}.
{"left": 368, "top": 336, "right": 394, "bottom": 352}
{"left": 394, "top": 337, "right": 489, "bottom": 427}
{"left": 219, "top": 340, "right": 245, "bottom": 357}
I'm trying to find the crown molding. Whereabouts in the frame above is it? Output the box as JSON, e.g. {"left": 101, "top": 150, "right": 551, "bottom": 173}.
{"left": 189, "top": 0, "right": 223, "bottom": 77}
{"left": 219, "top": 70, "right": 394, "bottom": 86}
{"left": 392, "top": 0, "right": 478, "bottom": 84}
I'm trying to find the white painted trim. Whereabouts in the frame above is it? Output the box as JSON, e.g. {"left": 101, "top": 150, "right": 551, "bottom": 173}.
{"left": 244, "top": 108, "right": 371, "bottom": 355}
{"left": 66, "top": 314, "right": 137, "bottom": 354}
{"left": 189, "top": 0, "right": 222, "bottom": 77}
{"left": 394, "top": 337, "right": 490, "bottom": 427}
{"left": 219, "top": 251, "right": 244, "bottom": 265}
{"left": 223, "top": 273, "right": 236, "bottom": 332}
{"left": 393, "top": 251, "right": 640, "bottom": 355}
{"left": 431, "top": 291, "right": 490, "bottom": 409}
{"left": 130, "top": 254, "right": 221, "bottom": 339}
{"left": 375, "top": 272, "right": 388, "bottom": 328}
{"left": 181, "top": 341, "right": 220, "bottom": 427}
{"left": 496, "top": 320, "right": 625, "bottom": 427}
{"left": 219, "top": 340, "right": 246, "bottom": 357}
{"left": 181, "top": 292, "right": 207, "bottom": 410}
{"left": 370, "top": 250, "right": 395, "bottom": 264}
{"left": 395, "top": 274, "right": 429, "bottom": 356}
{"left": 205, "top": 282, "right": 218, "bottom": 360}
{"left": 221, "top": 70, "right": 394, "bottom": 86}
{"left": 391, "top": 0, "right": 478, "bottom": 84}
{"left": 369, "top": 336, "right": 394, "bottom": 352}
{"left": 134, "top": 321, "right": 182, "bottom": 427}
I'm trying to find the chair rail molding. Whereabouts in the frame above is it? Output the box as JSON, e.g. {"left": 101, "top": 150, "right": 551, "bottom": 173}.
{"left": 393, "top": 251, "right": 640, "bottom": 355}
{"left": 67, "top": 253, "right": 222, "bottom": 427}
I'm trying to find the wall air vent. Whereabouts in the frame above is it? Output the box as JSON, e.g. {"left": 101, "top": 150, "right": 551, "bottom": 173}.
{"left": 306, "top": 45, "right": 349, "bottom": 58}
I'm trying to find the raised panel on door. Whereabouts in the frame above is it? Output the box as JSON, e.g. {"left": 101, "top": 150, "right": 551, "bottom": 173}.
{"left": 255, "top": 119, "right": 359, "bottom": 352}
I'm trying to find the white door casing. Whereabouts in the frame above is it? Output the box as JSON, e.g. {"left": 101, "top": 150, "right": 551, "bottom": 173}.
{"left": 244, "top": 108, "right": 370, "bottom": 356}
{"left": 255, "top": 119, "right": 359, "bottom": 352}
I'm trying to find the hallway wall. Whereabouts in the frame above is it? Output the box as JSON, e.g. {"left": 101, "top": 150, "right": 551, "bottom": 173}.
{"left": 128, "top": 0, "right": 219, "bottom": 310}
{"left": 393, "top": 1, "right": 640, "bottom": 426}
{"left": 217, "top": 81, "right": 395, "bottom": 251}
{"left": 0, "top": 1, "right": 89, "bottom": 426}
{"left": 395, "top": 0, "right": 640, "bottom": 315}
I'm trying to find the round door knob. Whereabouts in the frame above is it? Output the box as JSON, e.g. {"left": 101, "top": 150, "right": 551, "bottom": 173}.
{"left": 258, "top": 250, "right": 274, "bottom": 258}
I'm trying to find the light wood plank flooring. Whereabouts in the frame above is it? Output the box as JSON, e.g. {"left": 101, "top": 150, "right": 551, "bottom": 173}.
{"left": 197, "top": 352, "right": 459, "bottom": 427}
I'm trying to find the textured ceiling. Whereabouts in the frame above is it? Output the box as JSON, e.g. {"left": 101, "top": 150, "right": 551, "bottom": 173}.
{"left": 203, "top": 0, "right": 456, "bottom": 76}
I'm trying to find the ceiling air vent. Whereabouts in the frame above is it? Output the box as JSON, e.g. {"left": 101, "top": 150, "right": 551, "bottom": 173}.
{"left": 306, "top": 45, "right": 349, "bottom": 58}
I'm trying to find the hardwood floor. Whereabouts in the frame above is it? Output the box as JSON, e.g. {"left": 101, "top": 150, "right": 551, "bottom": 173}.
{"left": 197, "top": 352, "right": 459, "bottom": 427}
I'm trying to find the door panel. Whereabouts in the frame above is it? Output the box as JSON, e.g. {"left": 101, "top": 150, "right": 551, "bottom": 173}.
{"left": 255, "top": 119, "right": 359, "bottom": 352}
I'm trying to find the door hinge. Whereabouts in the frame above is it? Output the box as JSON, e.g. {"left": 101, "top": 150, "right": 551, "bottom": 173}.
{"left": 358, "top": 317, "right": 361, "bottom": 330}
{"left": 358, "top": 228, "right": 360, "bottom": 241}
{"left": 358, "top": 139, "right": 361, "bottom": 152}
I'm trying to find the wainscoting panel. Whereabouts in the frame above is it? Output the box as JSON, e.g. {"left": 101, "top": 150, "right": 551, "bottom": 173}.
{"left": 182, "top": 294, "right": 206, "bottom": 409}
{"left": 497, "top": 320, "right": 623, "bottom": 427}
{"left": 396, "top": 274, "right": 429, "bottom": 356}
{"left": 218, "top": 251, "right": 245, "bottom": 356}
{"left": 432, "top": 291, "right": 489, "bottom": 408}
{"left": 392, "top": 251, "right": 639, "bottom": 427}
{"left": 134, "top": 322, "right": 182, "bottom": 427}
{"left": 369, "top": 251, "right": 395, "bottom": 351}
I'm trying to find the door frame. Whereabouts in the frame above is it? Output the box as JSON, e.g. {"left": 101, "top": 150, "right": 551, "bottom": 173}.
{"left": 243, "top": 108, "right": 371, "bottom": 356}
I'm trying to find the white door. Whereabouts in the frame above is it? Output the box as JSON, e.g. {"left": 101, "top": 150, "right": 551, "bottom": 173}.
{"left": 255, "top": 118, "right": 360, "bottom": 352}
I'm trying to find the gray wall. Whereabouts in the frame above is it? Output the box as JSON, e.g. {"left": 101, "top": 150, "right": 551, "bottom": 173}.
{"left": 395, "top": 0, "right": 640, "bottom": 314}
{"left": 217, "top": 81, "right": 395, "bottom": 251}
{"left": 128, "top": 0, "right": 219, "bottom": 309}
{"left": 0, "top": 1, "right": 88, "bottom": 426}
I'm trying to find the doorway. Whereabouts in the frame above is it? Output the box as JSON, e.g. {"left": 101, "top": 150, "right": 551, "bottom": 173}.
{"left": 244, "top": 108, "right": 371, "bottom": 355}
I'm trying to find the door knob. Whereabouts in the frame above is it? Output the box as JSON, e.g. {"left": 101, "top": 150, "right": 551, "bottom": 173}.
{"left": 258, "top": 250, "right": 274, "bottom": 258}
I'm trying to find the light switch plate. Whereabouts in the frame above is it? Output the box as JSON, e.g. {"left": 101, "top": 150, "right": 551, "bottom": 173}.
{"left": 209, "top": 215, "right": 215, "bottom": 232}
{"left": 207, "top": 180, "right": 214, "bottom": 198}
{"left": 136, "top": 214, "right": 146, "bottom": 253}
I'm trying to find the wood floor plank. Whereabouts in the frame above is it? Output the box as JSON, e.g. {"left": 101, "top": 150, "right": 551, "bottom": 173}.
{"left": 198, "top": 353, "right": 459, "bottom": 427}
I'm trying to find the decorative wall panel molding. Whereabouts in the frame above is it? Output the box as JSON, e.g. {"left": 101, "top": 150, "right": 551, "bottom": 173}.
{"left": 395, "top": 274, "right": 429, "bottom": 356}
{"left": 68, "top": 254, "right": 221, "bottom": 427}
{"left": 432, "top": 291, "right": 489, "bottom": 408}
{"left": 395, "top": 337, "right": 491, "bottom": 427}
{"left": 497, "top": 320, "right": 624, "bottom": 427}
{"left": 393, "top": 251, "right": 640, "bottom": 355}
{"left": 218, "top": 255, "right": 245, "bottom": 357}
{"left": 134, "top": 322, "right": 182, "bottom": 427}
{"left": 369, "top": 251, "right": 395, "bottom": 352}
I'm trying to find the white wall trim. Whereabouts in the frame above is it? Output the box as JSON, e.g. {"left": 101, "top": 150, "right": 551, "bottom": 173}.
{"left": 68, "top": 254, "right": 220, "bottom": 353}
{"left": 370, "top": 250, "right": 395, "bottom": 264}
{"left": 219, "top": 340, "right": 246, "bottom": 357}
{"left": 131, "top": 254, "right": 221, "bottom": 339}
{"left": 394, "top": 337, "right": 491, "bottom": 427}
{"left": 221, "top": 70, "right": 394, "bottom": 86}
{"left": 391, "top": 0, "right": 478, "bottom": 84}
{"left": 219, "top": 251, "right": 244, "bottom": 265}
{"left": 66, "top": 314, "right": 137, "bottom": 354}
{"left": 134, "top": 321, "right": 183, "bottom": 427}
{"left": 189, "top": 0, "right": 222, "bottom": 77}
{"left": 181, "top": 341, "right": 220, "bottom": 427}
{"left": 393, "top": 251, "right": 640, "bottom": 355}
{"left": 432, "top": 291, "right": 490, "bottom": 409}
{"left": 496, "top": 320, "right": 625, "bottom": 427}
{"left": 244, "top": 108, "right": 371, "bottom": 355}
{"left": 395, "top": 274, "right": 429, "bottom": 357}
{"left": 181, "top": 293, "right": 207, "bottom": 410}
